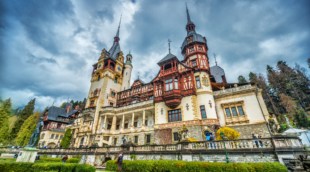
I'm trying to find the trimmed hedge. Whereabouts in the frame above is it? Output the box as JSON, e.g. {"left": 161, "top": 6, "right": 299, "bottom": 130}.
{"left": 0, "top": 161, "right": 96, "bottom": 172}
{"left": 36, "top": 157, "right": 80, "bottom": 163}
{"left": 32, "top": 163, "right": 96, "bottom": 172}
{"left": 106, "top": 160, "right": 288, "bottom": 172}
{"left": 0, "top": 162, "right": 34, "bottom": 172}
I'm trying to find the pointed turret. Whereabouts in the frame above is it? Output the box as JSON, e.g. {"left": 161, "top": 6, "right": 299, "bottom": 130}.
{"left": 114, "top": 15, "right": 122, "bottom": 42}
{"left": 109, "top": 15, "right": 122, "bottom": 59}
{"left": 185, "top": 5, "right": 196, "bottom": 35}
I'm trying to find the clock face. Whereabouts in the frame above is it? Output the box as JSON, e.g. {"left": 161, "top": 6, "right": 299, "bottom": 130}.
{"left": 117, "top": 66, "right": 122, "bottom": 71}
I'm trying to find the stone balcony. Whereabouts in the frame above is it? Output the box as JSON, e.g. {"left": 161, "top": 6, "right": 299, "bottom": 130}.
{"left": 213, "top": 84, "right": 256, "bottom": 99}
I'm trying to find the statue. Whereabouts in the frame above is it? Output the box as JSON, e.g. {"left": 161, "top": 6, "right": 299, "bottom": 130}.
{"left": 268, "top": 115, "right": 277, "bottom": 134}
{"left": 122, "top": 135, "right": 127, "bottom": 144}
{"left": 27, "top": 117, "right": 44, "bottom": 147}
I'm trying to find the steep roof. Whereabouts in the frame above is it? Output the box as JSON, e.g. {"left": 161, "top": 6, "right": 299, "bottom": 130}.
{"left": 47, "top": 103, "right": 80, "bottom": 123}
{"left": 210, "top": 65, "right": 226, "bottom": 83}
{"left": 108, "top": 42, "right": 121, "bottom": 59}
{"left": 158, "top": 53, "right": 177, "bottom": 64}
{"left": 181, "top": 32, "right": 206, "bottom": 51}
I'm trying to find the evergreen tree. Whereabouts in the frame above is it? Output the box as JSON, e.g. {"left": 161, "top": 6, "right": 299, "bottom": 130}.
{"left": 307, "top": 58, "right": 310, "bottom": 68}
{"left": 294, "top": 109, "right": 309, "bottom": 128}
{"left": 249, "top": 72, "right": 257, "bottom": 83}
{"left": 60, "top": 103, "right": 66, "bottom": 108}
{"left": 60, "top": 128, "right": 72, "bottom": 148}
{"left": 10, "top": 98, "right": 35, "bottom": 142}
{"left": 238, "top": 75, "right": 247, "bottom": 83}
{"left": 15, "top": 111, "right": 38, "bottom": 146}
{"left": 0, "top": 99, "right": 12, "bottom": 145}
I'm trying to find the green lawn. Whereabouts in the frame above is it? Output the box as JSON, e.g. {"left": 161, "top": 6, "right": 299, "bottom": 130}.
{"left": 96, "top": 170, "right": 115, "bottom": 172}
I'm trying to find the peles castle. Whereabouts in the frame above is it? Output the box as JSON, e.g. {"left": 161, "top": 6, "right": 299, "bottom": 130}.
{"left": 66, "top": 6, "right": 273, "bottom": 148}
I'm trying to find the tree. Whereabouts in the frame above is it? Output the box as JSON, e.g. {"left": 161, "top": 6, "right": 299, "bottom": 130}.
{"left": 294, "top": 109, "right": 309, "bottom": 128}
{"left": 279, "top": 94, "right": 297, "bottom": 114}
{"left": 14, "top": 111, "right": 38, "bottom": 146}
{"left": 216, "top": 127, "right": 240, "bottom": 140}
{"left": 60, "top": 128, "right": 72, "bottom": 148}
{"left": 10, "top": 98, "right": 35, "bottom": 142}
{"left": 0, "top": 99, "right": 12, "bottom": 144}
{"left": 238, "top": 75, "right": 247, "bottom": 83}
{"left": 249, "top": 72, "right": 257, "bottom": 83}
{"left": 60, "top": 103, "right": 66, "bottom": 108}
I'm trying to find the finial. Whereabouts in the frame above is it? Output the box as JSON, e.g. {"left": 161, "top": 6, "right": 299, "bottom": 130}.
{"left": 52, "top": 101, "right": 55, "bottom": 107}
{"left": 129, "top": 50, "right": 131, "bottom": 54}
{"left": 168, "top": 39, "right": 171, "bottom": 53}
{"left": 214, "top": 53, "right": 217, "bottom": 66}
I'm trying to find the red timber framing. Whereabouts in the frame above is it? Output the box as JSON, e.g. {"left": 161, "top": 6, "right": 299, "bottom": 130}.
{"left": 181, "top": 36, "right": 211, "bottom": 75}
{"left": 116, "top": 80, "right": 154, "bottom": 107}
{"left": 154, "top": 56, "right": 196, "bottom": 108}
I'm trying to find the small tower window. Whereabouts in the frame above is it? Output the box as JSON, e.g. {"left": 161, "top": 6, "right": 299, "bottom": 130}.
{"left": 192, "top": 60, "right": 197, "bottom": 67}
{"left": 114, "top": 77, "right": 117, "bottom": 83}
{"left": 98, "top": 76, "right": 100, "bottom": 81}
{"left": 198, "top": 46, "right": 203, "bottom": 51}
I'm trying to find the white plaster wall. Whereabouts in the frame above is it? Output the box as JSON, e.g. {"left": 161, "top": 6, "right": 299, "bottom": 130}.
{"left": 103, "top": 78, "right": 122, "bottom": 107}
{"left": 215, "top": 93, "right": 267, "bottom": 127}
{"left": 197, "top": 94, "right": 217, "bottom": 119}
{"left": 122, "top": 64, "right": 132, "bottom": 91}
{"left": 194, "top": 71, "right": 212, "bottom": 92}
{"left": 156, "top": 96, "right": 195, "bottom": 124}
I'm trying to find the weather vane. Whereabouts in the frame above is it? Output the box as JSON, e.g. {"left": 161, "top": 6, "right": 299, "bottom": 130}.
{"left": 168, "top": 39, "right": 171, "bottom": 53}
{"left": 214, "top": 53, "right": 217, "bottom": 66}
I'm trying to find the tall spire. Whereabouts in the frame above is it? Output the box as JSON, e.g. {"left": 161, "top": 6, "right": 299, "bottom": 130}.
{"left": 168, "top": 39, "right": 171, "bottom": 53}
{"left": 185, "top": 4, "right": 195, "bottom": 33}
{"left": 114, "top": 15, "right": 122, "bottom": 42}
{"left": 186, "top": 3, "right": 192, "bottom": 25}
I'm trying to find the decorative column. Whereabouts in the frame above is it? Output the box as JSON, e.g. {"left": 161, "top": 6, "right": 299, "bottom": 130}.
{"left": 131, "top": 112, "right": 135, "bottom": 129}
{"left": 111, "top": 116, "right": 116, "bottom": 132}
{"left": 122, "top": 114, "right": 125, "bottom": 130}
{"left": 142, "top": 109, "right": 146, "bottom": 127}
{"left": 102, "top": 115, "right": 107, "bottom": 130}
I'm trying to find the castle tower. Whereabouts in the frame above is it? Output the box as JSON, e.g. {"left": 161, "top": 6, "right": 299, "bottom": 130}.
{"left": 181, "top": 5, "right": 217, "bottom": 120}
{"left": 122, "top": 52, "right": 133, "bottom": 90}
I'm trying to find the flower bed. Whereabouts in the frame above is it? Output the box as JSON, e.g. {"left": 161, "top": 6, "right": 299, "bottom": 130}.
{"left": 106, "top": 160, "right": 287, "bottom": 172}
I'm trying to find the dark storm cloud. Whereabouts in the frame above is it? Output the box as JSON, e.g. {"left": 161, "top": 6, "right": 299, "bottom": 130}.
{"left": 0, "top": 0, "right": 309, "bottom": 109}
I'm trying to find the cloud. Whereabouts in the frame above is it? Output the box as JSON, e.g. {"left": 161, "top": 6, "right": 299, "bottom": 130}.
{"left": 0, "top": 0, "right": 309, "bottom": 110}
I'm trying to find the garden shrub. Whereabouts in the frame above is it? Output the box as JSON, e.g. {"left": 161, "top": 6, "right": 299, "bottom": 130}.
{"left": 106, "top": 160, "right": 287, "bottom": 172}
{"left": 36, "top": 157, "right": 79, "bottom": 163}
{"left": 0, "top": 162, "right": 34, "bottom": 172}
{"left": 32, "top": 163, "right": 96, "bottom": 172}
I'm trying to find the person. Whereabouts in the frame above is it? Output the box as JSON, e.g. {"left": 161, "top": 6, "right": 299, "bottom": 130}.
{"left": 252, "top": 134, "right": 259, "bottom": 148}
{"left": 116, "top": 153, "right": 123, "bottom": 172}
{"left": 35, "top": 154, "right": 40, "bottom": 160}
{"left": 209, "top": 135, "right": 214, "bottom": 141}
{"left": 14, "top": 153, "right": 18, "bottom": 158}
{"left": 62, "top": 154, "right": 68, "bottom": 163}
{"left": 258, "top": 136, "right": 263, "bottom": 147}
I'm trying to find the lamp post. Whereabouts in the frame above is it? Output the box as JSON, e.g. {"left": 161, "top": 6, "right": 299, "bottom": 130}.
{"left": 220, "top": 131, "right": 229, "bottom": 163}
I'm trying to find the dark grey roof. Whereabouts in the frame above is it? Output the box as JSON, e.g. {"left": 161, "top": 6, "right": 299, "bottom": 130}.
{"left": 181, "top": 32, "right": 206, "bottom": 51}
{"left": 108, "top": 42, "right": 121, "bottom": 59}
{"left": 158, "top": 53, "right": 176, "bottom": 64}
{"left": 186, "top": 5, "right": 194, "bottom": 26}
{"left": 47, "top": 103, "right": 80, "bottom": 123}
{"left": 210, "top": 65, "right": 226, "bottom": 83}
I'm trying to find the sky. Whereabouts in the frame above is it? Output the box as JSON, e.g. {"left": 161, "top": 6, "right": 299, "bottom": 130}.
{"left": 0, "top": 0, "right": 309, "bottom": 111}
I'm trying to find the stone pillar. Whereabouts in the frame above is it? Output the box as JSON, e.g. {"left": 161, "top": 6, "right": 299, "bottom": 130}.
{"left": 111, "top": 116, "right": 116, "bottom": 132}
{"left": 122, "top": 114, "right": 125, "bottom": 129}
{"left": 97, "top": 116, "right": 102, "bottom": 132}
{"left": 142, "top": 109, "right": 146, "bottom": 127}
{"left": 131, "top": 112, "right": 135, "bottom": 129}
{"left": 102, "top": 115, "right": 107, "bottom": 130}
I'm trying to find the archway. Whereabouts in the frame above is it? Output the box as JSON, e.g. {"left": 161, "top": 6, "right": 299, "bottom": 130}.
{"left": 47, "top": 142, "right": 56, "bottom": 148}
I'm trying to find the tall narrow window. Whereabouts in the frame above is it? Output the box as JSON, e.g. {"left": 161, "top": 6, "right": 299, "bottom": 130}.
{"left": 124, "top": 123, "right": 128, "bottom": 128}
{"left": 146, "top": 135, "right": 151, "bottom": 143}
{"left": 173, "top": 132, "right": 179, "bottom": 141}
{"left": 111, "top": 91, "right": 115, "bottom": 97}
{"left": 238, "top": 106, "right": 244, "bottom": 116}
{"left": 114, "top": 77, "right": 117, "bottom": 83}
{"left": 165, "top": 79, "right": 173, "bottom": 91}
{"left": 200, "top": 105, "right": 207, "bottom": 119}
{"left": 231, "top": 107, "right": 238, "bottom": 116}
{"left": 114, "top": 138, "right": 117, "bottom": 145}
{"left": 192, "top": 60, "right": 197, "bottom": 67}
{"left": 134, "top": 136, "right": 138, "bottom": 143}
{"left": 225, "top": 108, "right": 231, "bottom": 117}
{"left": 134, "top": 122, "right": 137, "bottom": 127}
{"left": 174, "top": 78, "right": 178, "bottom": 89}
{"left": 116, "top": 125, "right": 119, "bottom": 130}
{"left": 168, "top": 109, "right": 182, "bottom": 122}
{"left": 98, "top": 76, "right": 100, "bottom": 81}
{"left": 107, "top": 124, "right": 111, "bottom": 130}
{"left": 145, "top": 120, "right": 148, "bottom": 126}
{"left": 195, "top": 76, "right": 201, "bottom": 88}
{"left": 90, "top": 100, "right": 95, "bottom": 106}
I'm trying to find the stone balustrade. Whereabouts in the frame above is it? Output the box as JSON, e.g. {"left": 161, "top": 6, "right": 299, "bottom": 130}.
{"left": 0, "top": 137, "right": 304, "bottom": 155}
{"left": 213, "top": 84, "right": 253, "bottom": 96}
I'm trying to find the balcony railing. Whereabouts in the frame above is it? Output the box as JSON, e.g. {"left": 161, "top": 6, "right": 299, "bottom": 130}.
{"left": 103, "top": 66, "right": 115, "bottom": 71}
